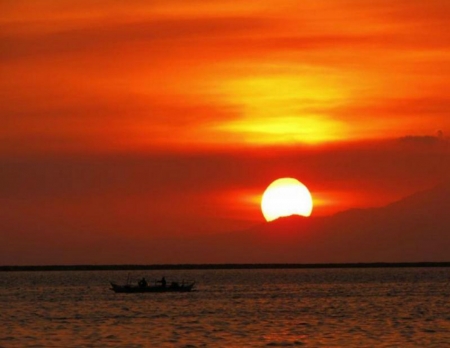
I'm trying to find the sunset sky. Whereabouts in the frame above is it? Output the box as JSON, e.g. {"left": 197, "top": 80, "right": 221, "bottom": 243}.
{"left": 1, "top": 0, "right": 450, "bottom": 264}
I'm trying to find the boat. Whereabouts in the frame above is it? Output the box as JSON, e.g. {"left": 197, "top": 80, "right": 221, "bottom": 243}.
{"left": 110, "top": 279, "right": 195, "bottom": 293}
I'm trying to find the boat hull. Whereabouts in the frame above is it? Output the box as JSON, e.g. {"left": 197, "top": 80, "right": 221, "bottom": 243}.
{"left": 110, "top": 282, "right": 195, "bottom": 293}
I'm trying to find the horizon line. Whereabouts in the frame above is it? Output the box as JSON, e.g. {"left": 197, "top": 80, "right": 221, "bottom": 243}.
{"left": 1, "top": 262, "right": 450, "bottom": 272}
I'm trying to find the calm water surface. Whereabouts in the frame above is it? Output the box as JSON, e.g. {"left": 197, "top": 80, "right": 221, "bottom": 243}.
{"left": 1, "top": 268, "right": 449, "bottom": 347}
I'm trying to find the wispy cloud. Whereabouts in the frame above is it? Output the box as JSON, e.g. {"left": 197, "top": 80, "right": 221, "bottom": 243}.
{"left": 1, "top": 0, "right": 450, "bottom": 153}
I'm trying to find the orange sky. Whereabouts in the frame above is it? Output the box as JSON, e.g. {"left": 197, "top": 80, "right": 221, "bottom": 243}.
{"left": 1, "top": 0, "right": 450, "bottom": 264}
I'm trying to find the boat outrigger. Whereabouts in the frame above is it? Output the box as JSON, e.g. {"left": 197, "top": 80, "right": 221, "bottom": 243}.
{"left": 110, "top": 276, "right": 195, "bottom": 293}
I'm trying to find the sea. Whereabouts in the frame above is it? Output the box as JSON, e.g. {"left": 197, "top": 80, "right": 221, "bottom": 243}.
{"left": 1, "top": 267, "right": 449, "bottom": 347}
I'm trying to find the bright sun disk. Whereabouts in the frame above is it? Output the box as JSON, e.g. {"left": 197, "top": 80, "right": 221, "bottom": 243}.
{"left": 261, "top": 178, "right": 313, "bottom": 222}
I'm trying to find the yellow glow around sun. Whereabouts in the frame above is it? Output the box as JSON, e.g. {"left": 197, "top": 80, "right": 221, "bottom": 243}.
{"left": 215, "top": 72, "right": 349, "bottom": 145}
{"left": 216, "top": 115, "right": 345, "bottom": 144}
{"left": 261, "top": 178, "right": 313, "bottom": 222}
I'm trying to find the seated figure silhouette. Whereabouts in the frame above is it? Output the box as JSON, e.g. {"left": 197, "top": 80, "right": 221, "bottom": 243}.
{"left": 138, "top": 277, "right": 148, "bottom": 288}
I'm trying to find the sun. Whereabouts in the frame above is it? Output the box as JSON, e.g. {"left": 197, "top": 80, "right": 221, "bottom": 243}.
{"left": 261, "top": 178, "right": 313, "bottom": 222}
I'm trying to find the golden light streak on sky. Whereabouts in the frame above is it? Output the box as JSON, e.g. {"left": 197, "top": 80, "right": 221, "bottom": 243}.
{"left": 214, "top": 71, "right": 349, "bottom": 144}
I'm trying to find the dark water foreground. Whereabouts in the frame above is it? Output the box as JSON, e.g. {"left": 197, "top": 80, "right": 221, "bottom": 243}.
{"left": 1, "top": 268, "right": 449, "bottom": 347}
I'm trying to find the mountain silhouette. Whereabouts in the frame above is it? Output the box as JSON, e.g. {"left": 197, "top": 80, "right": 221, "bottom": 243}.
{"left": 196, "top": 181, "right": 450, "bottom": 263}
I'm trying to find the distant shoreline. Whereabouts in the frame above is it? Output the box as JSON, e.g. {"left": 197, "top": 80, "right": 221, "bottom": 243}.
{"left": 1, "top": 262, "right": 449, "bottom": 272}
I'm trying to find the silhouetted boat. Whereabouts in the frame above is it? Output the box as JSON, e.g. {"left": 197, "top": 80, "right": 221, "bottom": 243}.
{"left": 110, "top": 281, "right": 195, "bottom": 293}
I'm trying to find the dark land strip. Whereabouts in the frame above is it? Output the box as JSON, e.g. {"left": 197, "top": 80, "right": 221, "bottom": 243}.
{"left": 1, "top": 262, "right": 450, "bottom": 272}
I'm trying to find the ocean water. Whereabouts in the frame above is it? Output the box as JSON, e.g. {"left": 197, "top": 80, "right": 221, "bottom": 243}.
{"left": 1, "top": 268, "right": 449, "bottom": 347}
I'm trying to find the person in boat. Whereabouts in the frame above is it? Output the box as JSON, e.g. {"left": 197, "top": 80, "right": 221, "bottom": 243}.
{"left": 138, "top": 277, "right": 148, "bottom": 288}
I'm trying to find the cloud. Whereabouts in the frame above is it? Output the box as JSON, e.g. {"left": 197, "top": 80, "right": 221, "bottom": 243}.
{"left": 398, "top": 134, "right": 448, "bottom": 146}
{"left": 0, "top": 16, "right": 267, "bottom": 62}
{"left": 3, "top": 0, "right": 449, "bottom": 65}
{"left": 2, "top": 1, "right": 450, "bottom": 152}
